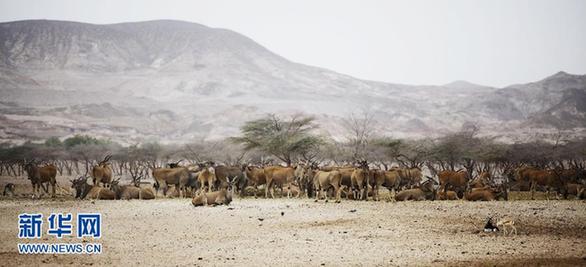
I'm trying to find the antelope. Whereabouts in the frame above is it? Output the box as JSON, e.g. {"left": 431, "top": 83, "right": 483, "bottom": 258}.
{"left": 383, "top": 169, "right": 403, "bottom": 199}
{"left": 264, "top": 166, "right": 295, "bottom": 198}
{"left": 70, "top": 176, "right": 116, "bottom": 200}
{"left": 152, "top": 166, "right": 191, "bottom": 197}
{"left": 243, "top": 165, "right": 267, "bottom": 197}
{"left": 192, "top": 178, "right": 236, "bottom": 206}
{"left": 92, "top": 155, "right": 113, "bottom": 188}
{"left": 566, "top": 183, "right": 585, "bottom": 199}
{"left": 436, "top": 190, "right": 459, "bottom": 200}
{"left": 312, "top": 170, "right": 342, "bottom": 203}
{"left": 166, "top": 161, "right": 201, "bottom": 196}
{"left": 368, "top": 169, "right": 386, "bottom": 201}
{"left": 496, "top": 218, "right": 517, "bottom": 235}
{"left": 395, "top": 179, "right": 436, "bottom": 201}
{"left": 351, "top": 167, "right": 369, "bottom": 200}
{"left": 3, "top": 183, "right": 15, "bottom": 196}
{"left": 23, "top": 160, "right": 57, "bottom": 198}
{"left": 294, "top": 163, "right": 312, "bottom": 197}
{"left": 464, "top": 186, "right": 505, "bottom": 201}
{"left": 397, "top": 167, "right": 423, "bottom": 189}
{"left": 214, "top": 165, "right": 247, "bottom": 196}
{"left": 197, "top": 165, "right": 217, "bottom": 193}
{"left": 279, "top": 181, "right": 301, "bottom": 198}
{"left": 517, "top": 166, "right": 565, "bottom": 200}
{"left": 438, "top": 169, "right": 469, "bottom": 198}
{"left": 166, "top": 159, "right": 184, "bottom": 169}
{"left": 110, "top": 179, "right": 155, "bottom": 200}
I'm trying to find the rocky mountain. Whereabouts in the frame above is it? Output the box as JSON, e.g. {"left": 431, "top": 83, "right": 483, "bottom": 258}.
{"left": 0, "top": 19, "right": 584, "bottom": 144}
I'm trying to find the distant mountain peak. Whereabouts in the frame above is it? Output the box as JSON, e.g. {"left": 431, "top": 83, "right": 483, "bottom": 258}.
{"left": 544, "top": 71, "right": 583, "bottom": 81}
{"left": 443, "top": 80, "right": 487, "bottom": 89}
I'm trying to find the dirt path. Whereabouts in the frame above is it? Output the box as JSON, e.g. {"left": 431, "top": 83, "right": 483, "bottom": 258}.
{"left": 0, "top": 197, "right": 585, "bottom": 266}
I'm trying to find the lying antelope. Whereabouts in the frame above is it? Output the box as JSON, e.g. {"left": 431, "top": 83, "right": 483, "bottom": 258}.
{"left": 436, "top": 190, "right": 459, "bottom": 200}
{"left": 496, "top": 218, "right": 517, "bottom": 236}
{"left": 70, "top": 176, "right": 116, "bottom": 200}
{"left": 192, "top": 178, "right": 236, "bottom": 207}
{"left": 110, "top": 179, "right": 155, "bottom": 200}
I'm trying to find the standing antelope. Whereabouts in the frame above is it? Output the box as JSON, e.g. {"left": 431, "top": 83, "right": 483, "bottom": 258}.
{"left": 351, "top": 162, "right": 369, "bottom": 200}
{"left": 197, "top": 165, "right": 217, "bottom": 193}
{"left": 23, "top": 160, "right": 57, "bottom": 198}
{"left": 312, "top": 170, "right": 343, "bottom": 203}
{"left": 92, "top": 155, "right": 113, "bottom": 188}
{"left": 496, "top": 218, "right": 517, "bottom": 235}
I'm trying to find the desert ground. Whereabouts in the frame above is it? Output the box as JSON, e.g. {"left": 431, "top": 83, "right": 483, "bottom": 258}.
{"left": 0, "top": 177, "right": 585, "bottom": 267}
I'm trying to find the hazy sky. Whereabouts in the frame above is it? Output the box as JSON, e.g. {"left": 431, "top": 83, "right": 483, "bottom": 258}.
{"left": 1, "top": 0, "right": 585, "bottom": 87}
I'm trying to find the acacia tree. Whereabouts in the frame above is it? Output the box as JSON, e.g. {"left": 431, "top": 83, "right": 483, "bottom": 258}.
{"left": 231, "top": 114, "right": 323, "bottom": 166}
{"left": 374, "top": 138, "right": 433, "bottom": 170}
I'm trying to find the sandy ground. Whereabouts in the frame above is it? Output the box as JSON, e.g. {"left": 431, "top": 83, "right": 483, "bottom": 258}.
{"left": 0, "top": 178, "right": 585, "bottom": 266}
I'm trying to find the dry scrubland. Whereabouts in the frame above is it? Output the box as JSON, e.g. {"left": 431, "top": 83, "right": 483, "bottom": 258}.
{"left": 0, "top": 177, "right": 585, "bottom": 266}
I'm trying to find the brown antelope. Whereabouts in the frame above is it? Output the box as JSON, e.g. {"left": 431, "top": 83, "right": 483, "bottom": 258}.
{"left": 152, "top": 166, "right": 191, "bottom": 197}
{"left": 398, "top": 167, "right": 423, "bottom": 189}
{"left": 70, "top": 176, "right": 116, "bottom": 200}
{"left": 351, "top": 167, "right": 369, "bottom": 200}
{"left": 264, "top": 166, "right": 295, "bottom": 198}
{"left": 282, "top": 182, "right": 301, "bottom": 198}
{"left": 214, "top": 165, "right": 246, "bottom": 196}
{"left": 517, "top": 166, "right": 565, "bottom": 200}
{"left": 243, "top": 165, "right": 267, "bottom": 197}
{"left": 368, "top": 169, "right": 386, "bottom": 201}
{"left": 394, "top": 189, "right": 426, "bottom": 201}
{"left": 197, "top": 165, "right": 217, "bottom": 193}
{"left": 566, "top": 183, "right": 585, "bottom": 199}
{"left": 23, "top": 160, "right": 57, "bottom": 198}
{"left": 338, "top": 167, "right": 356, "bottom": 197}
{"left": 110, "top": 179, "right": 155, "bottom": 200}
{"left": 192, "top": 178, "right": 236, "bottom": 206}
{"left": 312, "top": 170, "right": 342, "bottom": 203}
{"left": 92, "top": 155, "right": 113, "bottom": 188}
{"left": 464, "top": 186, "right": 502, "bottom": 201}
{"left": 436, "top": 190, "right": 459, "bottom": 200}
{"left": 340, "top": 185, "right": 353, "bottom": 199}
{"left": 395, "top": 179, "right": 436, "bottom": 201}
{"left": 438, "top": 169, "right": 469, "bottom": 197}
{"left": 394, "top": 179, "right": 436, "bottom": 201}
{"left": 496, "top": 218, "right": 517, "bottom": 235}
{"left": 383, "top": 169, "right": 403, "bottom": 199}
{"left": 294, "top": 163, "right": 312, "bottom": 197}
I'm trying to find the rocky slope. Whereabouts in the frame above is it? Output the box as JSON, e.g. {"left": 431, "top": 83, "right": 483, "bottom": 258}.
{"left": 0, "top": 20, "right": 584, "bottom": 144}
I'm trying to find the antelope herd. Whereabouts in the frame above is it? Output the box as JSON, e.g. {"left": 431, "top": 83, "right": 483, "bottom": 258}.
{"left": 3, "top": 156, "right": 586, "bottom": 207}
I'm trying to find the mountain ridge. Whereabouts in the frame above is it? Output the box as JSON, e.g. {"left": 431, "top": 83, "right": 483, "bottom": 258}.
{"left": 0, "top": 19, "right": 584, "bottom": 144}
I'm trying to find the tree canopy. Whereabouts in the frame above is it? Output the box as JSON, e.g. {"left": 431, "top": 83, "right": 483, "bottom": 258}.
{"left": 230, "top": 114, "right": 323, "bottom": 165}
